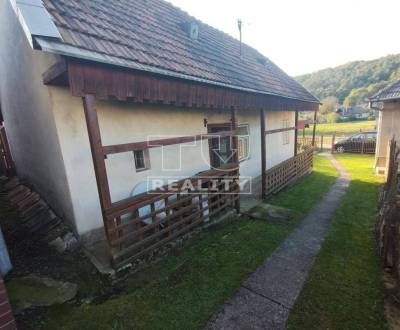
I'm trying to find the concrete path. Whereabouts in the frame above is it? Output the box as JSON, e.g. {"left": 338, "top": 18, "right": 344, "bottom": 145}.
{"left": 205, "top": 154, "right": 351, "bottom": 330}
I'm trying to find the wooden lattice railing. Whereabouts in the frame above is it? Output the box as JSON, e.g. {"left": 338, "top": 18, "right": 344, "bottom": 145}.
{"left": 264, "top": 147, "right": 314, "bottom": 197}
{"left": 106, "top": 164, "right": 239, "bottom": 267}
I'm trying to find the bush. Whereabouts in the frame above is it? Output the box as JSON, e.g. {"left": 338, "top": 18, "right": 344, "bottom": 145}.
{"left": 326, "top": 112, "right": 340, "bottom": 123}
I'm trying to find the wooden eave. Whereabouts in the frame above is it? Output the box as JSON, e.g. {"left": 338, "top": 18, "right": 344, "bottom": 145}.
{"left": 43, "top": 58, "right": 319, "bottom": 112}
{"left": 42, "top": 58, "right": 69, "bottom": 86}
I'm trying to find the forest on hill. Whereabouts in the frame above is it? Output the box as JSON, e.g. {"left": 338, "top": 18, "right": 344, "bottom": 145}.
{"left": 296, "top": 54, "right": 400, "bottom": 106}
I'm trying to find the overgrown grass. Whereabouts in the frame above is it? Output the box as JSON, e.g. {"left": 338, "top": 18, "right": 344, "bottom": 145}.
{"left": 304, "top": 120, "right": 376, "bottom": 136}
{"left": 34, "top": 156, "right": 337, "bottom": 330}
{"left": 287, "top": 154, "right": 387, "bottom": 330}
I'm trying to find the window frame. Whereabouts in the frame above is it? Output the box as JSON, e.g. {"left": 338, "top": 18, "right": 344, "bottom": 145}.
{"left": 133, "top": 149, "right": 150, "bottom": 172}
{"left": 237, "top": 124, "right": 250, "bottom": 162}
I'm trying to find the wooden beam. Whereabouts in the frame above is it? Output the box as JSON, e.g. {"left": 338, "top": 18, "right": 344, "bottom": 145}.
{"left": 42, "top": 59, "right": 68, "bottom": 86}
{"left": 82, "top": 95, "right": 116, "bottom": 246}
{"left": 312, "top": 110, "right": 317, "bottom": 147}
{"left": 230, "top": 108, "right": 240, "bottom": 213}
{"left": 102, "top": 130, "right": 235, "bottom": 155}
{"left": 265, "top": 126, "right": 296, "bottom": 135}
{"left": 294, "top": 111, "right": 299, "bottom": 156}
{"left": 67, "top": 60, "right": 320, "bottom": 112}
{"left": 260, "top": 109, "right": 266, "bottom": 198}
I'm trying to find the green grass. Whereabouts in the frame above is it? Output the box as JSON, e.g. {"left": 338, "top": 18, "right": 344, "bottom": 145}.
{"left": 29, "top": 156, "right": 337, "bottom": 330}
{"left": 304, "top": 120, "right": 376, "bottom": 137}
{"left": 287, "top": 154, "right": 387, "bottom": 330}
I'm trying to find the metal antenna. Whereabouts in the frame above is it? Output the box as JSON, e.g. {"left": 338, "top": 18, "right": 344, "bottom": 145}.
{"left": 237, "top": 19, "right": 242, "bottom": 57}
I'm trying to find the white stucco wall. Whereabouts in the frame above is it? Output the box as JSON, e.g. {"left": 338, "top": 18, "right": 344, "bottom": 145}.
{"left": 50, "top": 87, "right": 296, "bottom": 239}
{"left": 0, "top": 0, "right": 296, "bottom": 242}
{"left": 375, "top": 102, "right": 400, "bottom": 169}
{"left": 0, "top": 0, "right": 76, "bottom": 228}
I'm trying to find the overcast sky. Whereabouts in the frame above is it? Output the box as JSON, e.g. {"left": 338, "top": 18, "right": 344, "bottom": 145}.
{"left": 169, "top": 0, "right": 400, "bottom": 76}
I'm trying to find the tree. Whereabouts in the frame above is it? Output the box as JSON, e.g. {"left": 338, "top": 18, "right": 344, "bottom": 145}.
{"left": 320, "top": 96, "right": 338, "bottom": 115}
{"left": 295, "top": 54, "right": 400, "bottom": 103}
{"left": 326, "top": 112, "right": 340, "bottom": 123}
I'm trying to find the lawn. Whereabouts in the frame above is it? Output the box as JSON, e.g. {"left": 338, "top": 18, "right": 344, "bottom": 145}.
{"left": 32, "top": 156, "right": 337, "bottom": 330}
{"left": 304, "top": 120, "right": 376, "bottom": 137}
{"left": 287, "top": 154, "right": 387, "bottom": 330}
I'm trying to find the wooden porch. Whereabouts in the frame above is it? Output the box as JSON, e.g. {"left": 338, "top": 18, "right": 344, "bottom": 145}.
{"left": 47, "top": 59, "right": 319, "bottom": 268}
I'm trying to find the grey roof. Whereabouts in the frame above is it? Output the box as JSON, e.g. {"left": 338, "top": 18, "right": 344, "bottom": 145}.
{"left": 34, "top": 0, "right": 319, "bottom": 104}
{"left": 369, "top": 80, "right": 400, "bottom": 102}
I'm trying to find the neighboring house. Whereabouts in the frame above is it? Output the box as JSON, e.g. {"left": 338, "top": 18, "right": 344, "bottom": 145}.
{"left": 336, "top": 105, "right": 371, "bottom": 120}
{"left": 369, "top": 79, "right": 400, "bottom": 173}
{"left": 0, "top": 0, "right": 318, "bottom": 264}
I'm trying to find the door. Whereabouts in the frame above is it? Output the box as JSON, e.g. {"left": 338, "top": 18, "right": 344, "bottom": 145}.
{"left": 208, "top": 124, "right": 233, "bottom": 169}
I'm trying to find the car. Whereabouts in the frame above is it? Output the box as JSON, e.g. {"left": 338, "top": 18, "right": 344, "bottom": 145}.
{"left": 334, "top": 131, "right": 377, "bottom": 153}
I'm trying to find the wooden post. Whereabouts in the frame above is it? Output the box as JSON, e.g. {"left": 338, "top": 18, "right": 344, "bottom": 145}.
{"left": 320, "top": 135, "right": 324, "bottom": 151}
{"left": 260, "top": 109, "right": 266, "bottom": 199}
{"left": 312, "top": 110, "right": 317, "bottom": 147}
{"left": 331, "top": 133, "right": 336, "bottom": 153}
{"left": 230, "top": 107, "right": 240, "bottom": 213}
{"left": 82, "top": 95, "right": 114, "bottom": 242}
{"left": 294, "top": 111, "right": 299, "bottom": 156}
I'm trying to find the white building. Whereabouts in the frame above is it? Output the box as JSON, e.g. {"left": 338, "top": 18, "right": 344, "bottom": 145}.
{"left": 0, "top": 0, "right": 319, "bottom": 265}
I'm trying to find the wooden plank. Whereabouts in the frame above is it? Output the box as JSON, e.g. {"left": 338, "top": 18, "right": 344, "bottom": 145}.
{"left": 230, "top": 107, "right": 240, "bottom": 213}
{"left": 66, "top": 61, "right": 319, "bottom": 113}
{"left": 312, "top": 110, "right": 317, "bottom": 147}
{"left": 42, "top": 59, "right": 67, "bottom": 86}
{"left": 82, "top": 95, "right": 112, "bottom": 209}
{"left": 294, "top": 111, "right": 299, "bottom": 156}
{"left": 82, "top": 95, "right": 116, "bottom": 245}
{"left": 260, "top": 109, "right": 266, "bottom": 198}
{"left": 103, "top": 130, "right": 236, "bottom": 155}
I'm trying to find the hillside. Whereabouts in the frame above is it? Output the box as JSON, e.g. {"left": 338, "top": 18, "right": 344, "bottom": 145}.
{"left": 296, "top": 54, "right": 400, "bottom": 106}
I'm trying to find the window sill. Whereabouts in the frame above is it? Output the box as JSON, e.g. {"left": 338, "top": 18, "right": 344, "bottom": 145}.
{"left": 135, "top": 168, "right": 150, "bottom": 173}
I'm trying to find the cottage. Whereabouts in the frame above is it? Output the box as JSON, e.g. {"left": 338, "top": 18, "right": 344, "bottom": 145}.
{"left": 369, "top": 80, "right": 400, "bottom": 174}
{"left": 0, "top": 0, "right": 319, "bottom": 266}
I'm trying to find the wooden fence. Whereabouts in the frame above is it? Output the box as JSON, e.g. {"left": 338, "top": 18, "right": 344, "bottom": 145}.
{"left": 298, "top": 134, "right": 376, "bottom": 154}
{"left": 376, "top": 138, "right": 400, "bottom": 282}
{"left": 108, "top": 165, "right": 239, "bottom": 267}
{"left": 264, "top": 147, "right": 314, "bottom": 197}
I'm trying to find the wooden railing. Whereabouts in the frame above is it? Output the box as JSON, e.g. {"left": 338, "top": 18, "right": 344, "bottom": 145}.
{"left": 107, "top": 165, "right": 239, "bottom": 268}
{"left": 298, "top": 135, "right": 376, "bottom": 154}
{"left": 264, "top": 147, "right": 314, "bottom": 197}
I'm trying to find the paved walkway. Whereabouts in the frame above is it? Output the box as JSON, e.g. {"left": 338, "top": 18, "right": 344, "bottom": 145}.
{"left": 205, "top": 154, "right": 351, "bottom": 330}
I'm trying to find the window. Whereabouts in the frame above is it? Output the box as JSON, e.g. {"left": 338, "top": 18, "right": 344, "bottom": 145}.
{"left": 351, "top": 133, "right": 363, "bottom": 141}
{"left": 134, "top": 149, "right": 150, "bottom": 172}
{"left": 282, "top": 119, "right": 290, "bottom": 145}
{"left": 237, "top": 124, "right": 250, "bottom": 161}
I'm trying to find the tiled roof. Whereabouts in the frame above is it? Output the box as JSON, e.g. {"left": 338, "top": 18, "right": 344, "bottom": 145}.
{"left": 40, "top": 0, "right": 319, "bottom": 104}
{"left": 369, "top": 80, "right": 400, "bottom": 102}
